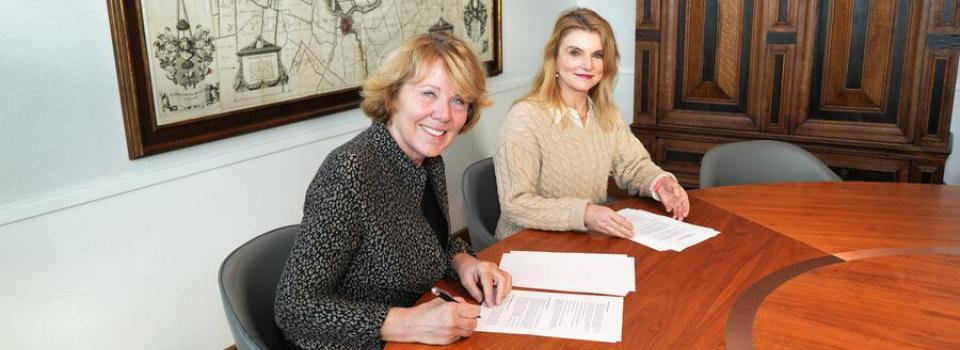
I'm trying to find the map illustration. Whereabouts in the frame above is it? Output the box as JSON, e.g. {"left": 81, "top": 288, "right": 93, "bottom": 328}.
{"left": 141, "top": 0, "right": 496, "bottom": 126}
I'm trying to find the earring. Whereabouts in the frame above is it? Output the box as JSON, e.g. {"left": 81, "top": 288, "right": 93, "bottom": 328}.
{"left": 555, "top": 72, "right": 559, "bottom": 79}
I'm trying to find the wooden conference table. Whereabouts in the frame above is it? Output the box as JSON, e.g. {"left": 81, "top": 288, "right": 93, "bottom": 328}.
{"left": 385, "top": 182, "right": 960, "bottom": 349}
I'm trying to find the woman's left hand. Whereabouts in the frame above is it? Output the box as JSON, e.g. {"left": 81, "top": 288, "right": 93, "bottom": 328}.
{"left": 453, "top": 253, "right": 512, "bottom": 306}
{"left": 656, "top": 177, "right": 690, "bottom": 221}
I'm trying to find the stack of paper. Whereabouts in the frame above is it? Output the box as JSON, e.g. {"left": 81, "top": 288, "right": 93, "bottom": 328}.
{"left": 476, "top": 290, "right": 623, "bottom": 343}
{"left": 617, "top": 208, "right": 720, "bottom": 252}
{"left": 499, "top": 251, "right": 635, "bottom": 296}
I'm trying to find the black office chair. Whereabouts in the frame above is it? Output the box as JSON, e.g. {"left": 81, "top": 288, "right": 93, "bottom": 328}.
{"left": 462, "top": 157, "right": 500, "bottom": 251}
{"left": 699, "top": 140, "right": 841, "bottom": 188}
{"left": 219, "top": 225, "right": 298, "bottom": 350}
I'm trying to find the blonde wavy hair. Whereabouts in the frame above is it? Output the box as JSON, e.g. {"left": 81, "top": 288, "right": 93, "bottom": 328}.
{"left": 521, "top": 8, "right": 620, "bottom": 131}
{"left": 360, "top": 32, "right": 491, "bottom": 133}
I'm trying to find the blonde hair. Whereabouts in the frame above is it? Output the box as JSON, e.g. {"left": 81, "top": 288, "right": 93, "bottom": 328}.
{"left": 360, "top": 32, "right": 491, "bottom": 133}
{"left": 521, "top": 8, "right": 620, "bottom": 131}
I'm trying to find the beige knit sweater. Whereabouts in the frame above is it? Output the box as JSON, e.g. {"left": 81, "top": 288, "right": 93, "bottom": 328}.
{"left": 493, "top": 100, "right": 670, "bottom": 239}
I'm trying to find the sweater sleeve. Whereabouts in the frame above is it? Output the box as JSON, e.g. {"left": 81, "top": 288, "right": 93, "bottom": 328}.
{"left": 274, "top": 154, "right": 391, "bottom": 349}
{"left": 609, "top": 116, "right": 671, "bottom": 198}
{"left": 494, "top": 103, "right": 590, "bottom": 232}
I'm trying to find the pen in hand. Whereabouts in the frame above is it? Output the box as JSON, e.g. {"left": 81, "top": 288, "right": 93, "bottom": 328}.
{"left": 431, "top": 287, "right": 481, "bottom": 318}
{"left": 430, "top": 286, "right": 459, "bottom": 302}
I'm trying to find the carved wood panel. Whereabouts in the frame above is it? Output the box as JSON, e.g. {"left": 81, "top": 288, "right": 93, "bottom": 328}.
{"left": 635, "top": 0, "right": 661, "bottom": 126}
{"left": 920, "top": 1, "right": 960, "bottom": 151}
{"left": 658, "top": 0, "right": 761, "bottom": 130}
{"left": 634, "top": 0, "right": 957, "bottom": 186}
{"left": 933, "top": 0, "right": 960, "bottom": 28}
{"left": 812, "top": 151, "right": 910, "bottom": 182}
{"left": 794, "top": 0, "right": 920, "bottom": 143}
{"left": 759, "top": 0, "right": 799, "bottom": 134}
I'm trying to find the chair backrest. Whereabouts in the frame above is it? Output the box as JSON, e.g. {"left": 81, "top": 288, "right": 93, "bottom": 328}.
{"left": 699, "top": 140, "right": 841, "bottom": 188}
{"left": 462, "top": 157, "right": 500, "bottom": 251}
{"left": 219, "top": 225, "right": 298, "bottom": 350}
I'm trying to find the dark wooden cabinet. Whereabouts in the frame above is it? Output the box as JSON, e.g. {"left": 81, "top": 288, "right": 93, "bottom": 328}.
{"left": 634, "top": 0, "right": 959, "bottom": 186}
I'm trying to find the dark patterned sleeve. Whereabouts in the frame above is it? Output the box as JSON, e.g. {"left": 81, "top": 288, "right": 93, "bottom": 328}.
{"left": 444, "top": 234, "right": 475, "bottom": 280}
{"left": 430, "top": 155, "right": 476, "bottom": 280}
{"left": 274, "top": 154, "right": 391, "bottom": 349}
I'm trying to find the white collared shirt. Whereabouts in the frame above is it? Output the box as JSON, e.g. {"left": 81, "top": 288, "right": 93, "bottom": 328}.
{"left": 553, "top": 97, "right": 596, "bottom": 128}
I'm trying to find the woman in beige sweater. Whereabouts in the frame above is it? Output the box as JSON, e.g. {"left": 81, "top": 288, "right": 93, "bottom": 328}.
{"left": 494, "top": 8, "right": 689, "bottom": 240}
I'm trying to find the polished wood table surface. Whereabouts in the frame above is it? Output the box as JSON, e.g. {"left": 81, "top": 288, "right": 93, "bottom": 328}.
{"left": 385, "top": 182, "right": 960, "bottom": 349}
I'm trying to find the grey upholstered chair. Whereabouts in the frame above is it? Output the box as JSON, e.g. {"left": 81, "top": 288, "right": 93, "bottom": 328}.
{"left": 699, "top": 140, "right": 841, "bottom": 188}
{"left": 219, "top": 225, "right": 298, "bottom": 350}
{"left": 462, "top": 157, "right": 500, "bottom": 251}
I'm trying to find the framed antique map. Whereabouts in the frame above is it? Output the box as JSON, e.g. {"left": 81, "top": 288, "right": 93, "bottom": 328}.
{"left": 107, "top": 0, "right": 502, "bottom": 158}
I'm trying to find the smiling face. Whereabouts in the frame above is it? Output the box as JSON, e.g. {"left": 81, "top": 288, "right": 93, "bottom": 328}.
{"left": 555, "top": 29, "right": 605, "bottom": 99}
{"left": 387, "top": 62, "right": 469, "bottom": 166}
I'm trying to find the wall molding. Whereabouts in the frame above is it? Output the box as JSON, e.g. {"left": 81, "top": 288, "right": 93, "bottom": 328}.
{"left": 0, "top": 74, "right": 534, "bottom": 227}
{"left": 0, "top": 118, "right": 369, "bottom": 227}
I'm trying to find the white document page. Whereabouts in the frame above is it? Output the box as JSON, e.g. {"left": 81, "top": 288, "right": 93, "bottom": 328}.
{"left": 617, "top": 208, "right": 719, "bottom": 251}
{"left": 476, "top": 290, "right": 623, "bottom": 343}
{"left": 499, "top": 251, "right": 635, "bottom": 296}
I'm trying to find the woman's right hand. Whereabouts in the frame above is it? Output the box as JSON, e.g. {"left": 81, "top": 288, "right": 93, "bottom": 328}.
{"left": 584, "top": 203, "right": 634, "bottom": 239}
{"left": 380, "top": 297, "right": 480, "bottom": 345}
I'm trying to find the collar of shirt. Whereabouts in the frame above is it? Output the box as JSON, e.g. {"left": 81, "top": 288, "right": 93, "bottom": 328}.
{"left": 368, "top": 122, "right": 445, "bottom": 194}
{"left": 552, "top": 97, "right": 596, "bottom": 128}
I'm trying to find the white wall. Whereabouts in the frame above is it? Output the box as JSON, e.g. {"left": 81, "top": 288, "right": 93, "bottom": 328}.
{"left": 943, "top": 88, "right": 960, "bottom": 184}
{"left": 0, "top": 1, "right": 576, "bottom": 349}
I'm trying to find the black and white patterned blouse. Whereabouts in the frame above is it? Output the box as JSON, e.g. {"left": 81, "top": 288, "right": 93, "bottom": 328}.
{"left": 274, "top": 122, "right": 473, "bottom": 350}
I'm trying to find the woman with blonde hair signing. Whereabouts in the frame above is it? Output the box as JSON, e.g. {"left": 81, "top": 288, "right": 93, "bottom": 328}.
{"left": 275, "top": 32, "right": 512, "bottom": 350}
{"left": 494, "top": 8, "right": 689, "bottom": 240}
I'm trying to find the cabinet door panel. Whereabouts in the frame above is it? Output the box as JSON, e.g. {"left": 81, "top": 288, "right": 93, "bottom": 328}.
{"left": 660, "top": 0, "right": 760, "bottom": 129}
{"left": 918, "top": 0, "right": 960, "bottom": 151}
{"left": 811, "top": 151, "right": 910, "bottom": 182}
{"left": 654, "top": 138, "right": 716, "bottom": 188}
{"left": 635, "top": 0, "right": 955, "bottom": 184}
{"left": 759, "top": 0, "right": 800, "bottom": 134}
{"left": 796, "top": 0, "right": 920, "bottom": 143}
{"left": 634, "top": 0, "right": 662, "bottom": 126}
